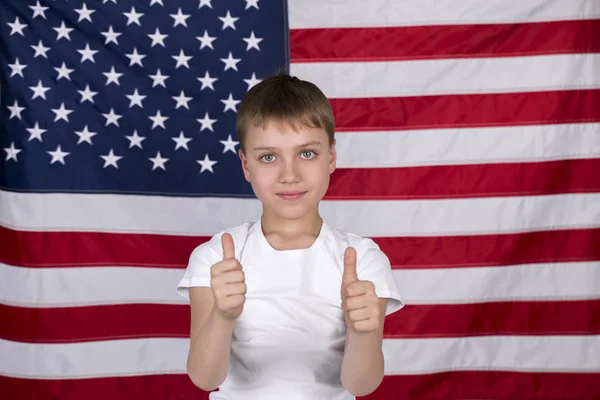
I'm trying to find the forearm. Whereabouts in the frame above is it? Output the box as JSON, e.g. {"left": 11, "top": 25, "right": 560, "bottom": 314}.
{"left": 187, "top": 307, "right": 236, "bottom": 391}
{"left": 340, "top": 330, "right": 385, "bottom": 396}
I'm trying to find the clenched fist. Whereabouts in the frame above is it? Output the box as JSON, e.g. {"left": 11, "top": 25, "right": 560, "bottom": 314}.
{"left": 210, "top": 233, "right": 246, "bottom": 319}
{"left": 341, "top": 247, "right": 383, "bottom": 334}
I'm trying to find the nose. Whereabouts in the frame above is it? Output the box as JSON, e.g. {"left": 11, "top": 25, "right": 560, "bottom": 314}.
{"left": 278, "top": 158, "right": 301, "bottom": 183}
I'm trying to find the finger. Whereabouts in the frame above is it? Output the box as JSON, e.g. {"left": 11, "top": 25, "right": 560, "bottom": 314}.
{"left": 345, "top": 281, "right": 374, "bottom": 298}
{"left": 224, "top": 282, "right": 247, "bottom": 296}
{"left": 222, "top": 233, "right": 235, "bottom": 260}
{"left": 347, "top": 308, "right": 372, "bottom": 322}
{"left": 221, "top": 269, "right": 245, "bottom": 284}
{"left": 343, "top": 295, "right": 369, "bottom": 311}
{"left": 214, "top": 259, "right": 242, "bottom": 274}
{"left": 342, "top": 247, "right": 358, "bottom": 286}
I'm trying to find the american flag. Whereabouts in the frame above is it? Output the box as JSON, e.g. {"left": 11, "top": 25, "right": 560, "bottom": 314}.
{"left": 1, "top": 0, "right": 600, "bottom": 399}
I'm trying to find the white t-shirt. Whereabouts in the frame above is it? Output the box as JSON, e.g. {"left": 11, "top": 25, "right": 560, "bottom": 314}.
{"left": 176, "top": 219, "right": 404, "bottom": 400}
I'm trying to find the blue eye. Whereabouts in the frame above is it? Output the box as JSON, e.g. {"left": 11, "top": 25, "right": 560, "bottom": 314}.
{"left": 300, "top": 150, "right": 316, "bottom": 159}
{"left": 260, "top": 154, "right": 275, "bottom": 163}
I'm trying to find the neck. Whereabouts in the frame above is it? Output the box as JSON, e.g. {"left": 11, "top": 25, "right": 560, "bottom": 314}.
{"left": 260, "top": 208, "right": 323, "bottom": 239}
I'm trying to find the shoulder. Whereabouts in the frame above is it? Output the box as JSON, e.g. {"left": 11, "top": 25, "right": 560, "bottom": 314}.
{"left": 189, "top": 221, "right": 254, "bottom": 266}
{"left": 324, "top": 223, "right": 389, "bottom": 268}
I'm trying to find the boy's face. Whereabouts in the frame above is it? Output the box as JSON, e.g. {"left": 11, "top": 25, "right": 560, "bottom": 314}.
{"left": 239, "top": 121, "right": 336, "bottom": 221}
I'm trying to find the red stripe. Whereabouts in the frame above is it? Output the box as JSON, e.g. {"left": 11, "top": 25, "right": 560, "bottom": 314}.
{"left": 3, "top": 299, "right": 599, "bottom": 343}
{"left": 290, "top": 19, "right": 600, "bottom": 62}
{"left": 331, "top": 89, "right": 600, "bottom": 131}
{"left": 0, "top": 375, "right": 211, "bottom": 400}
{"left": 1, "top": 227, "right": 599, "bottom": 269}
{"left": 327, "top": 158, "right": 600, "bottom": 200}
{"left": 2, "top": 371, "right": 600, "bottom": 400}
{"left": 370, "top": 371, "right": 600, "bottom": 400}
{"left": 383, "top": 300, "right": 600, "bottom": 338}
{"left": 0, "top": 226, "right": 204, "bottom": 268}
{"left": 377, "top": 228, "right": 600, "bottom": 269}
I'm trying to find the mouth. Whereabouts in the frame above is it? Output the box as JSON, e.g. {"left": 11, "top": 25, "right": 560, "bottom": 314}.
{"left": 276, "top": 191, "right": 307, "bottom": 201}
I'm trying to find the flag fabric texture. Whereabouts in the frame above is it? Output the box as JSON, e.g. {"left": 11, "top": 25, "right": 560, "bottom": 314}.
{"left": 1, "top": 0, "right": 600, "bottom": 399}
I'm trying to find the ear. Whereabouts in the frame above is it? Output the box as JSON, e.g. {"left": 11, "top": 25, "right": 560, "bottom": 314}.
{"left": 238, "top": 149, "right": 251, "bottom": 182}
{"left": 329, "top": 139, "right": 337, "bottom": 174}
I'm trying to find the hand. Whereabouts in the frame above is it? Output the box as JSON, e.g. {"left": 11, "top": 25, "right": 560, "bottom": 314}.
{"left": 341, "top": 247, "right": 382, "bottom": 334}
{"left": 210, "top": 233, "right": 246, "bottom": 319}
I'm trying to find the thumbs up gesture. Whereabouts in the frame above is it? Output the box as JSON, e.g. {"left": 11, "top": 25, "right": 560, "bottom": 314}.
{"left": 341, "top": 247, "right": 382, "bottom": 334}
{"left": 209, "top": 233, "right": 246, "bottom": 320}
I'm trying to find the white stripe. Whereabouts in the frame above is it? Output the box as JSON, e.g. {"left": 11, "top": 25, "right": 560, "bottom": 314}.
{"left": 395, "top": 262, "right": 600, "bottom": 304}
{"left": 1, "top": 335, "right": 598, "bottom": 378}
{"left": 2, "top": 261, "right": 599, "bottom": 307}
{"left": 2, "top": 191, "right": 600, "bottom": 237}
{"left": 290, "top": 53, "right": 600, "bottom": 98}
{"left": 335, "top": 123, "right": 600, "bottom": 168}
{"left": 288, "top": 0, "right": 599, "bottom": 28}
{"left": 382, "top": 335, "right": 600, "bottom": 375}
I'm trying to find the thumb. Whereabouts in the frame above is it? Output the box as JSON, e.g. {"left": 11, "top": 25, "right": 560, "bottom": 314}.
{"left": 221, "top": 233, "right": 235, "bottom": 260}
{"left": 342, "top": 247, "right": 358, "bottom": 286}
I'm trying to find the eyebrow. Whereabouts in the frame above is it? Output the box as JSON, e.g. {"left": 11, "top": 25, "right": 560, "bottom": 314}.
{"left": 252, "top": 140, "right": 322, "bottom": 151}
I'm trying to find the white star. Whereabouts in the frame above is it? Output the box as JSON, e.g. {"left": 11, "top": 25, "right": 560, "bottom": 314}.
{"left": 243, "top": 31, "right": 263, "bottom": 51}
{"left": 149, "top": 152, "right": 168, "bottom": 170}
{"left": 74, "top": 125, "right": 97, "bottom": 144}
{"left": 101, "top": 26, "right": 121, "bottom": 45}
{"left": 55, "top": 62, "right": 74, "bottom": 81}
{"left": 245, "top": 0, "right": 259, "bottom": 9}
{"left": 196, "top": 30, "right": 216, "bottom": 49}
{"left": 7, "top": 17, "right": 28, "bottom": 36}
{"left": 8, "top": 58, "right": 27, "bottom": 78}
{"left": 219, "top": 10, "right": 238, "bottom": 30}
{"left": 30, "top": 1, "right": 49, "bottom": 18}
{"left": 125, "top": 47, "right": 146, "bottom": 67}
{"left": 52, "top": 103, "right": 74, "bottom": 122}
{"left": 102, "top": 108, "right": 122, "bottom": 127}
{"left": 123, "top": 6, "right": 144, "bottom": 26}
{"left": 197, "top": 112, "right": 217, "bottom": 132}
{"left": 125, "top": 130, "right": 146, "bottom": 149}
{"left": 197, "top": 154, "right": 217, "bottom": 173}
{"left": 31, "top": 40, "right": 51, "bottom": 59}
{"left": 197, "top": 71, "right": 217, "bottom": 90}
{"left": 170, "top": 8, "right": 191, "bottom": 27}
{"left": 78, "top": 43, "right": 98, "bottom": 63}
{"left": 198, "top": 0, "right": 212, "bottom": 8}
{"left": 172, "top": 49, "right": 192, "bottom": 69}
{"left": 75, "top": 3, "right": 95, "bottom": 23}
{"left": 221, "top": 93, "right": 240, "bottom": 112}
{"left": 29, "top": 80, "right": 51, "bottom": 100}
{"left": 148, "top": 28, "right": 168, "bottom": 47}
{"left": 78, "top": 84, "right": 98, "bottom": 103}
{"left": 150, "top": 0, "right": 164, "bottom": 5}
{"left": 244, "top": 72, "right": 261, "bottom": 90}
{"left": 149, "top": 110, "right": 169, "bottom": 129}
{"left": 103, "top": 0, "right": 118, "bottom": 3}
{"left": 4, "top": 142, "right": 22, "bottom": 162}
{"left": 220, "top": 52, "right": 241, "bottom": 71}
{"left": 220, "top": 134, "right": 239, "bottom": 154}
{"left": 48, "top": 145, "right": 70, "bottom": 165}
{"left": 8, "top": 100, "right": 25, "bottom": 120}
{"left": 54, "top": 22, "right": 73, "bottom": 41}
{"left": 126, "top": 89, "right": 146, "bottom": 108}
{"left": 26, "top": 122, "right": 47, "bottom": 142}
{"left": 172, "top": 131, "right": 192, "bottom": 150}
{"left": 103, "top": 66, "right": 124, "bottom": 86}
{"left": 173, "top": 90, "right": 193, "bottom": 109}
{"left": 100, "top": 149, "right": 123, "bottom": 169}
{"left": 149, "top": 69, "right": 169, "bottom": 88}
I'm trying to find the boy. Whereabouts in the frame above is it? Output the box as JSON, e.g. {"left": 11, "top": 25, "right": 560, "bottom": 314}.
{"left": 176, "top": 74, "right": 404, "bottom": 399}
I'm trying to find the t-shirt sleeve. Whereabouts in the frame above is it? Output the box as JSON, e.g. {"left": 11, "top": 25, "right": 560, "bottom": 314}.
{"left": 176, "top": 238, "right": 222, "bottom": 301}
{"left": 356, "top": 240, "right": 404, "bottom": 316}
